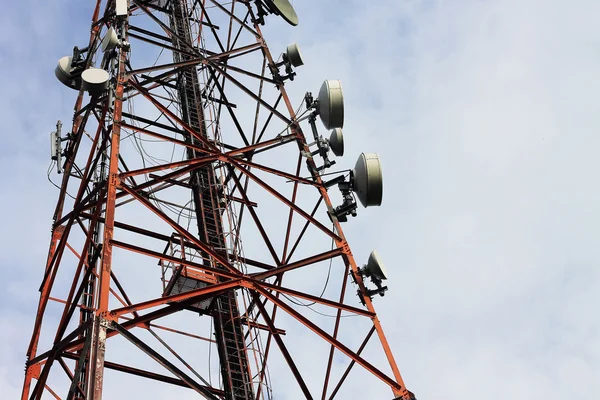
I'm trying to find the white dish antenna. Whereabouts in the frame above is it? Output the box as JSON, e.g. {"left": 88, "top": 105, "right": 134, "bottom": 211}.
{"left": 81, "top": 68, "right": 110, "bottom": 96}
{"left": 328, "top": 128, "right": 344, "bottom": 157}
{"left": 286, "top": 43, "right": 304, "bottom": 67}
{"left": 265, "top": 0, "right": 299, "bottom": 26}
{"left": 102, "top": 27, "right": 121, "bottom": 52}
{"left": 318, "top": 80, "right": 344, "bottom": 130}
{"left": 54, "top": 56, "right": 81, "bottom": 90}
{"left": 366, "top": 250, "right": 388, "bottom": 281}
{"left": 353, "top": 153, "right": 383, "bottom": 207}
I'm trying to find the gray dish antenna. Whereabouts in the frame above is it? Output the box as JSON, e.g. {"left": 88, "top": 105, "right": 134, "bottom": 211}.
{"left": 81, "top": 68, "right": 110, "bottom": 96}
{"left": 286, "top": 43, "right": 304, "bottom": 67}
{"left": 102, "top": 27, "right": 121, "bottom": 52}
{"left": 265, "top": 0, "right": 299, "bottom": 26}
{"left": 55, "top": 56, "right": 81, "bottom": 90}
{"left": 353, "top": 153, "right": 383, "bottom": 207}
{"left": 318, "top": 80, "right": 344, "bottom": 130}
{"left": 329, "top": 128, "right": 344, "bottom": 157}
{"left": 366, "top": 250, "right": 388, "bottom": 281}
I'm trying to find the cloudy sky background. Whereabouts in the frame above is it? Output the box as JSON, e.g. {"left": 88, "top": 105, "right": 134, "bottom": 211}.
{"left": 1, "top": 0, "right": 600, "bottom": 399}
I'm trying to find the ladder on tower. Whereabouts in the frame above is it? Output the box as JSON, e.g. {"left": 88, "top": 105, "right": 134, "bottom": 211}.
{"left": 164, "top": 1, "right": 255, "bottom": 398}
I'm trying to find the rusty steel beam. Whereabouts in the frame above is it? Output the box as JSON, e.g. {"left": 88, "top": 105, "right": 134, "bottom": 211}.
{"left": 253, "top": 293, "right": 312, "bottom": 399}
{"left": 111, "top": 322, "right": 220, "bottom": 400}
{"left": 321, "top": 263, "right": 352, "bottom": 399}
{"left": 255, "top": 285, "right": 402, "bottom": 392}
{"left": 247, "top": 280, "right": 374, "bottom": 318}
{"left": 252, "top": 247, "right": 345, "bottom": 281}
{"left": 110, "top": 279, "right": 242, "bottom": 318}
{"left": 327, "top": 327, "right": 376, "bottom": 400}
{"left": 61, "top": 351, "right": 225, "bottom": 397}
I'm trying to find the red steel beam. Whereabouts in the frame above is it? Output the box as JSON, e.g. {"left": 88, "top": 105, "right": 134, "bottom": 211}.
{"left": 252, "top": 247, "right": 344, "bottom": 281}
{"left": 88, "top": 23, "right": 130, "bottom": 399}
{"left": 119, "top": 183, "right": 241, "bottom": 275}
{"left": 61, "top": 352, "right": 225, "bottom": 397}
{"left": 255, "top": 285, "right": 402, "bottom": 392}
{"left": 253, "top": 292, "right": 312, "bottom": 399}
{"left": 327, "top": 327, "right": 376, "bottom": 400}
{"left": 247, "top": 280, "right": 374, "bottom": 318}
{"left": 110, "top": 280, "right": 242, "bottom": 317}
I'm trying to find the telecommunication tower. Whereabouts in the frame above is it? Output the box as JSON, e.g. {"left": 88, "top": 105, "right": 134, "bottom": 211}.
{"left": 22, "top": 1, "right": 416, "bottom": 399}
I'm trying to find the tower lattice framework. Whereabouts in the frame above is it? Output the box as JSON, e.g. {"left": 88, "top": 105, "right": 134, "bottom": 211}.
{"left": 22, "top": 1, "right": 415, "bottom": 399}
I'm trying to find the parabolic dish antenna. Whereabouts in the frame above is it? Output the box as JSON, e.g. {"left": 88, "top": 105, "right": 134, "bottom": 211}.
{"left": 367, "top": 250, "right": 388, "bottom": 280}
{"left": 286, "top": 43, "right": 304, "bottom": 67}
{"left": 353, "top": 153, "right": 383, "bottom": 207}
{"left": 55, "top": 56, "right": 80, "bottom": 90}
{"left": 101, "top": 27, "right": 120, "bottom": 52}
{"left": 329, "top": 128, "right": 344, "bottom": 157}
{"left": 81, "top": 68, "right": 110, "bottom": 96}
{"left": 265, "top": 0, "right": 299, "bottom": 26}
{"left": 318, "top": 79, "right": 344, "bottom": 130}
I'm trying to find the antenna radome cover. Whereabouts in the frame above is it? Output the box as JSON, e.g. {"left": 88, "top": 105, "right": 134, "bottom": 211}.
{"left": 81, "top": 68, "right": 110, "bottom": 96}
{"left": 353, "top": 152, "right": 383, "bottom": 207}
{"left": 329, "top": 128, "right": 344, "bottom": 157}
{"left": 367, "top": 250, "right": 388, "bottom": 280}
{"left": 55, "top": 56, "right": 80, "bottom": 90}
{"left": 318, "top": 79, "right": 344, "bottom": 130}
{"left": 269, "top": 0, "right": 299, "bottom": 26}
{"left": 102, "top": 27, "right": 120, "bottom": 52}
{"left": 286, "top": 43, "right": 304, "bottom": 67}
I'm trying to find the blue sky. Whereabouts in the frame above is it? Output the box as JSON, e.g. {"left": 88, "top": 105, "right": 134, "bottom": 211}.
{"left": 1, "top": 0, "right": 600, "bottom": 399}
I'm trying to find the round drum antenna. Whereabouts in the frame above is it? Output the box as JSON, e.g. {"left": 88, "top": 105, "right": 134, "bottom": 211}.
{"left": 55, "top": 56, "right": 81, "bottom": 90}
{"left": 329, "top": 128, "right": 344, "bottom": 157}
{"left": 286, "top": 43, "right": 304, "bottom": 67}
{"left": 318, "top": 80, "right": 344, "bottom": 130}
{"left": 353, "top": 153, "right": 383, "bottom": 207}
{"left": 81, "top": 68, "right": 110, "bottom": 96}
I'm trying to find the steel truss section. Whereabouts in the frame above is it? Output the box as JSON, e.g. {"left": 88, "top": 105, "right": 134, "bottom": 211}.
{"left": 21, "top": 1, "right": 415, "bottom": 399}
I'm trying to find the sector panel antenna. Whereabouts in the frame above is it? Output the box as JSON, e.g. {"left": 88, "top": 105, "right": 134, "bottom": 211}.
{"left": 318, "top": 79, "right": 344, "bottom": 129}
{"left": 367, "top": 250, "right": 388, "bottom": 280}
{"left": 353, "top": 152, "right": 383, "bottom": 207}
{"left": 266, "top": 0, "right": 299, "bottom": 26}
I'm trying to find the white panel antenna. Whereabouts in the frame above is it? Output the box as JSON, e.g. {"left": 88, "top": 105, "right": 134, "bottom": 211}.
{"left": 115, "top": 0, "right": 128, "bottom": 17}
{"left": 50, "top": 121, "right": 63, "bottom": 174}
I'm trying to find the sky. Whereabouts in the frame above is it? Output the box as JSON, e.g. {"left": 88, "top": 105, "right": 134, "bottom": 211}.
{"left": 1, "top": 0, "right": 600, "bottom": 399}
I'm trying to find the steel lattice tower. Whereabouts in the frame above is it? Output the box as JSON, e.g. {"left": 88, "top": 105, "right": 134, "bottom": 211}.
{"left": 22, "top": 1, "right": 416, "bottom": 399}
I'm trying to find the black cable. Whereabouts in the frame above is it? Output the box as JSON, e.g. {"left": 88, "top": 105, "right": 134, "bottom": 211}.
{"left": 47, "top": 162, "right": 76, "bottom": 200}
